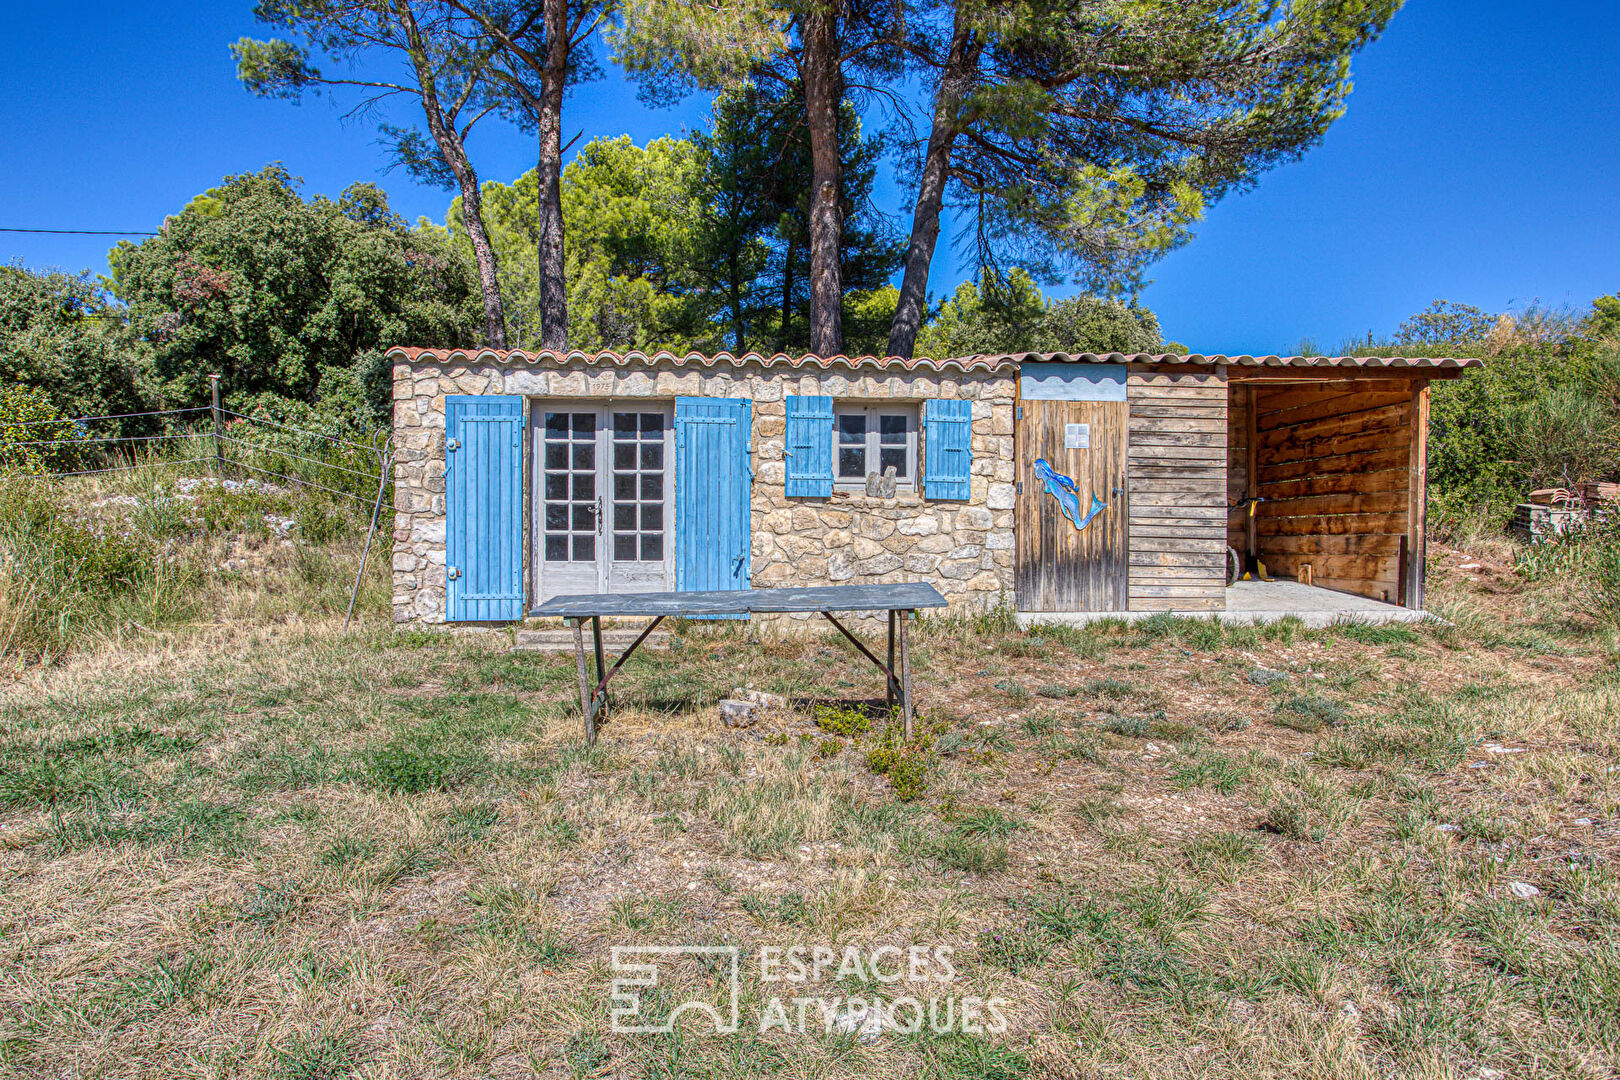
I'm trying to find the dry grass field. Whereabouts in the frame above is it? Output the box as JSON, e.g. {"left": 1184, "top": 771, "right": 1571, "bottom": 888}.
{"left": 0, "top": 522, "right": 1617, "bottom": 1078}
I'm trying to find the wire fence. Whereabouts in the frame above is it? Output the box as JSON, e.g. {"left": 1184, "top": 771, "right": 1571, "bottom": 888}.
{"left": 2, "top": 382, "right": 395, "bottom": 629}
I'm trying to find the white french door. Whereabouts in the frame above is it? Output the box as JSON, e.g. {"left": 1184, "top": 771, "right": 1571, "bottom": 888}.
{"left": 532, "top": 403, "right": 673, "bottom": 604}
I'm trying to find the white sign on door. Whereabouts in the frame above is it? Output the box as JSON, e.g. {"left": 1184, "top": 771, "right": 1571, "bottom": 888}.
{"left": 1064, "top": 423, "right": 1090, "bottom": 449}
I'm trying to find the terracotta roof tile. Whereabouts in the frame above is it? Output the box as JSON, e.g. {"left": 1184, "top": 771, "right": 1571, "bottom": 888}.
{"left": 954, "top": 351, "right": 1482, "bottom": 369}
{"left": 384, "top": 347, "right": 1016, "bottom": 373}
{"left": 385, "top": 347, "right": 1482, "bottom": 371}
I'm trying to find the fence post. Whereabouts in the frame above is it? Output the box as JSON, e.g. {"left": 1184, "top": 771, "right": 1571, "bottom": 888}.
{"left": 345, "top": 443, "right": 393, "bottom": 632}
{"left": 209, "top": 375, "right": 225, "bottom": 478}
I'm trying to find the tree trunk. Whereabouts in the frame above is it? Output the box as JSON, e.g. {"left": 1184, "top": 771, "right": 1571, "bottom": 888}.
{"left": 778, "top": 235, "right": 796, "bottom": 352}
{"left": 728, "top": 250, "right": 745, "bottom": 352}
{"left": 800, "top": 8, "right": 843, "bottom": 357}
{"left": 888, "top": 24, "right": 979, "bottom": 359}
{"left": 456, "top": 169, "right": 509, "bottom": 349}
{"left": 401, "top": 3, "right": 507, "bottom": 349}
{"left": 535, "top": 0, "right": 570, "bottom": 351}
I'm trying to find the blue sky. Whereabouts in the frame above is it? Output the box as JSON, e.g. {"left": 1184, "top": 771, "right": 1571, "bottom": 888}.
{"left": 4, "top": 1, "right": 1617, "bottom": 354}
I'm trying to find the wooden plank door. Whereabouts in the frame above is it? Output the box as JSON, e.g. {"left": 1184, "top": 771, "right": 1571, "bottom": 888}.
{"left": 1015, "top": 399, "right": 1130, "bottom": 611}
{"left": 446, "top": 395, "right": 525, "bottom": 621}
{"left": 674, "top": 397, "right": 752, "bottom": 603}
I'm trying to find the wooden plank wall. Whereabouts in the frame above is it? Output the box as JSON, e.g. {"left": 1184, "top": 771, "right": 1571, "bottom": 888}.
{"left": 1226, "top": 386, "right": 1251, "bottom": 555}
{"left": 1251, "top": 380, "right": 1413, "bottom": 603}
{"left": 1127, "top": 367, "right": 1229, "bottom": 611}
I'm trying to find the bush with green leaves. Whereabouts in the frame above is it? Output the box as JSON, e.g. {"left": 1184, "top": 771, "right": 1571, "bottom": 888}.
{"left": 0, "top": 386, "right": 90, "bottom": 474}
{"left": 1392, "top": 295, "right": 1620, "bottom": 526}
{"left": 109, "top": 165, "right": 483, "bottom": 426}
{"left": 0, "top": 263, "right": 147, "bottom": 425}
{"left": 914, "top": 269, "right": 1168, "bottom": 359}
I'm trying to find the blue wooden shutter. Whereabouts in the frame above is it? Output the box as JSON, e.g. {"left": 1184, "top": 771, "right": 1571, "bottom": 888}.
{"left": 445, "top": 395, "right": 524, "bottom": 621}
{"left": 674, "top": 397, "right": 751, "bottom": 605}
{"left": 784, "top": 395, "right": 834, "bottom": 497}
{"left": 924, "top": 398, "right": 973, "bottom": 500}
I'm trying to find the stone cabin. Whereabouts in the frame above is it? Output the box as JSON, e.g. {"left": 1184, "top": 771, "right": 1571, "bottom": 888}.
{"left": 388, "top": 348, "right": 1478, "bottom": 628}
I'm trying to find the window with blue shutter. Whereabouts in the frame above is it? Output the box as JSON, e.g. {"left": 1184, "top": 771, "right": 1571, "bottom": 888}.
{"left": 445, "top": 395, "right": 525, "bottom": 621}
{"left": 924, "top": 398, "right": 973, "bottom": 500}
{"left": 784, "top": 395, "right": 834, "bottom": 497}
{"left": 674, "top": 397, "right": 751, "bottom": 611}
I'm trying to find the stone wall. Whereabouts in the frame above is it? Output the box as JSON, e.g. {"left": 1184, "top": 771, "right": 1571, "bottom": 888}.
{"left": 390, "top": 351, "right": 1017, "bottom": 626}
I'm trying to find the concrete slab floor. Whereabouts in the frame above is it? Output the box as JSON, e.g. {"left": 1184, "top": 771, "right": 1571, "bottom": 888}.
{"left": 1016, "top": 579, "right": 1433, "bottom": 630}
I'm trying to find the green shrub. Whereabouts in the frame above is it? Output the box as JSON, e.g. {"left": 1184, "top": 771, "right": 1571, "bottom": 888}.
{"left": 867, "top": 728, "right": 933, "bottom": 800}
{"left": 0, "top": 386, "right": 89, "bottom": 474}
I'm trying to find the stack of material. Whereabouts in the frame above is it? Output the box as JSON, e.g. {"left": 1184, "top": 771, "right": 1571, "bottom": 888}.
{"left": 1576, "top": 481, "right": 1619, "bottom": 506}
{"left": 1511, "top": 483, "right": 1615, "bottom": 543}
{"left": 1512, "top": 503, "right": 1582, "bottom": 542}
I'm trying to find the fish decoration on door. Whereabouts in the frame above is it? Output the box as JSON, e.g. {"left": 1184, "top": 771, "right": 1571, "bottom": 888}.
{"left": 1034, "top": 458, "right": 1108, "bottom": 532}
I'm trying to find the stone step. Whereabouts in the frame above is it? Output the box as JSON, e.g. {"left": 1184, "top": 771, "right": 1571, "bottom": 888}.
{"left": 511, "top": 628, "right": 671, "bottom": 653}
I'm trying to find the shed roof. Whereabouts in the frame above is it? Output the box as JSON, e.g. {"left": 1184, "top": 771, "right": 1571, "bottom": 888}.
{"left": 387, "top": 347, "right": 1481, "bottom": 373}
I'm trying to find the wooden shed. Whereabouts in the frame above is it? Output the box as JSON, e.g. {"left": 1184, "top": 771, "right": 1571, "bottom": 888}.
{"left": 997, "top": 354, "right": 1480, "bottom": 622}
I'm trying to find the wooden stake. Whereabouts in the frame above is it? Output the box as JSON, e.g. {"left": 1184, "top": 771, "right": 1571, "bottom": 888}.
{"left": 209, "top": 375, "right": 225, "bottom": 477}
{"left": 886, "top": 609, "right": 896, "bottom": 713}
{"left": 344, "top": 446, "right": 392, "bottom": 632}
{"left": 899, "top": 609, "right": 913, "bottom": 742}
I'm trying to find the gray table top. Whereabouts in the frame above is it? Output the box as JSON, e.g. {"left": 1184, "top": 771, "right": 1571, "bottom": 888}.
{"left": 532, "top": 582, "right": 948, "bottom": 618}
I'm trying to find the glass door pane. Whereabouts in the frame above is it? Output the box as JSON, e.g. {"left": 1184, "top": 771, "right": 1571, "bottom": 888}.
{"left": 542, "top": 411, "right": 598, "bottom": 565}
{"left": 610, "top": 411, "right": 666, "bottom": 566}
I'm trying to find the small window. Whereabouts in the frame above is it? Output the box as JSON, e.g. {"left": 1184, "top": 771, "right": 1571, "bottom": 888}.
{"left": 833, "top": 405, "right": 917, "bottom": 490}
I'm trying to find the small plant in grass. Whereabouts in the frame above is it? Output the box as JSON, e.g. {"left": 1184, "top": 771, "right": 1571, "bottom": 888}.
{"left": 1074, "top": 795, "right": 1123, "bottom": 827}
{"left": 814, "top": 737, "right": 841, "bottom": 759}
{"left": 1183, "top": 831, "right": 1260, "bottom": 875}
{"left": 923, "top": 1033, "right": 1031, "bottom": 1080}
{"left": 1172, "top": 752, "right": 1252, "bottom": 794}
{"left": 270, "top": 1031, "right": 362, "bottom": 1080}
{"left": 240, "top": 881, "right": 302, "bottom": 926}
{"left": 813, "top": 703, "right": 871, "bottom": 737}
{"left": 1102, "top": 712, "right": 1151, "bottom": 737}
{"left": 949, "top": 806, "right": 1025, "bottom": 839}
{"left": 1460, "top": 811, "right": 1516, "bottom": 843}
{"left": 1273, "top": 693, "right": 1348, "bottom": 732}
{"left": 363, "top": 732, "right": 492, "bottom": 794}
{"left": 702, "top": 866, "right": 734, "bottom": 895}
{"left": 1247, "top": 667, "right": 1290, "bottom": 687}
{"left": 1262, "top": 796, "right": 1326, "bottom": 842}
{"left": 741, "top": 890, "right": 809, "bottom": 925}
{"left": 976, "top": 925, "right": 1051, "bottom": 973}
{"left": 564, "top": 1032, "right": 611, "bottom": 1079}
{"left": 443, "top": 802, "right": 500, "bottom": 845}
{"left": 994, "top": 679, "right": 1030, "bottom": 703}
{"left": 930, "top": 831, "right": 1008, "bottom": 873}
{"left": 319, "top": 833, "right": 373, "bottom": 867}
{"left": 1064, "top": 730, "right": 1106, "bottom": 763}
{"left": 867, "top": 727, "right": 934, "bottom": 800}
{"left": 1020, "top": 713, "right": 1057, "bottom": 735}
